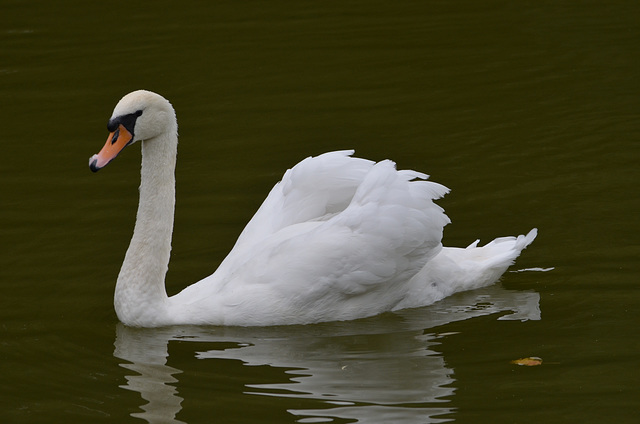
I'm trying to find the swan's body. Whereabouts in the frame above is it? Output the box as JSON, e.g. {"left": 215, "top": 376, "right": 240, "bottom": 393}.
{"left": 90, "top": 90, "right": 537, "bottom": 327}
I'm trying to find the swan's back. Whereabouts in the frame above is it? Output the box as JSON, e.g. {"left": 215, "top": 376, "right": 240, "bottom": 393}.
{"left": 171, "top": 151, "right": 452, "bottom": 325}
{"left": 232, "top": 151, "right": 375, "bottom": 251}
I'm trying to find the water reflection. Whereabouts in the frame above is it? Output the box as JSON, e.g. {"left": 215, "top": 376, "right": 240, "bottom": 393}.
{"left": 114, "top": 285, "right": 540, "bottom": 423}
{"left": 115, "top": 330, "right": 185, "bottom": 423}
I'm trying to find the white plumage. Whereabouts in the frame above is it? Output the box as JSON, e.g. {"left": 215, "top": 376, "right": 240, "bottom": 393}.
{"left": 89, "top": 90, "right": 536, "bottom": 327}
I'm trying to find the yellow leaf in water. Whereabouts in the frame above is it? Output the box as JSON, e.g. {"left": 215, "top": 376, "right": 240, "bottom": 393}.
{"left": 511, "top": 357, "right": 543, "bottom": 366}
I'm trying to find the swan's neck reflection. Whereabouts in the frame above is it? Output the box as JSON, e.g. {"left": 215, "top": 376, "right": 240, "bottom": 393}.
{"left": 114, "top": 286, "right": 540, "bottom": 423}
{"left": 114, "top": 328, "right": 185, "bottom": 424}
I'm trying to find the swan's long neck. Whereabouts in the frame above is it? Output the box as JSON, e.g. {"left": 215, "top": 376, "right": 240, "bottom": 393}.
{"left": 114, "top": 125, "right": 178, "bottom": 326}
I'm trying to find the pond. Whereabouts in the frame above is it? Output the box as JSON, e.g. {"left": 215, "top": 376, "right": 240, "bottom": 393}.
{"left": 1, "top": 1, "right": 638, "bottom": 423}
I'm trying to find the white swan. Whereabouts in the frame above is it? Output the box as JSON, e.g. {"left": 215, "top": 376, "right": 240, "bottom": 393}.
{"left": 89, "top": 90, "right": 537, "bottom": 327}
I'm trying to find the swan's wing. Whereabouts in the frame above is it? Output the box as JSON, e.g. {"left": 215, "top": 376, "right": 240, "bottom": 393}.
{"left": 232, "top": 150, "right": 375, "bottom": 252}
{"left": 182, "top": 159, "right": 451, "bottom": 325}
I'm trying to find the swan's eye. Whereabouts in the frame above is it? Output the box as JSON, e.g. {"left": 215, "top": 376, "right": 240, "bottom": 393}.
{"left": 107, "top": 110, "right": 144, "bottom": 137}
{"left": 119, "top": 110, "right": 143, "bottom": 135}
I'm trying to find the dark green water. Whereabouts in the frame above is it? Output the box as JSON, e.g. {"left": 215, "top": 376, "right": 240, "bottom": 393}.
{"left": 1, "top": 1, "right": 638, "bottom": 423}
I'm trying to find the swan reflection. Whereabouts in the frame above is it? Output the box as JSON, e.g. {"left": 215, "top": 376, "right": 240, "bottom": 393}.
{"left": 114, "top": 285, "right": 540, "bottom": 423}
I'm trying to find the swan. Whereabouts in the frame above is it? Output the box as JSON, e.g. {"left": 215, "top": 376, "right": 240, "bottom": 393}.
{"left": 89, "top": 90, "right": 537, "bottom": 327}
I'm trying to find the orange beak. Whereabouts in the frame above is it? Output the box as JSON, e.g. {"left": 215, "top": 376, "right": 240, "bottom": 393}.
{"left": 89, "top": 124, "right": 133, "bottom": 172}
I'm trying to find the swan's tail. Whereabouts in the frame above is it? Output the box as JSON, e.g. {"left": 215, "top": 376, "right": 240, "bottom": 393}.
{"left": 443, "top": 228, "right": 538, "bottom": 290}
{"left": 396, "top": 229, "right": 538, "bottom": 309}
{"left": 463, "top": 228, "right": 538, "bottom": 272}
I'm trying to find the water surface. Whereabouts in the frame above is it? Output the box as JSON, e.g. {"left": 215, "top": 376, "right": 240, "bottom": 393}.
{"left": 1, "top": 1, "right": 638, "bottom": 423}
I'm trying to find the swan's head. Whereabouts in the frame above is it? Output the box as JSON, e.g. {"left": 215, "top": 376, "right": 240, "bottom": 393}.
{"left": 89, "top": 90, "right": 176, "bottom": 172}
